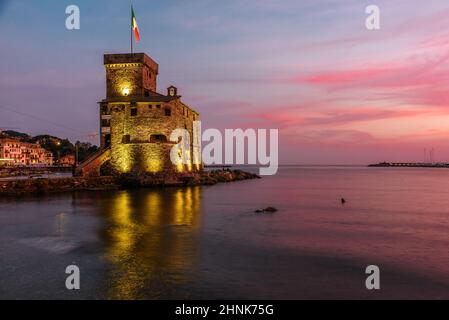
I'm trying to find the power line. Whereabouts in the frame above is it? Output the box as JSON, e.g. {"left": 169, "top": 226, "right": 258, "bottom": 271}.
{"left": 0, "top": 105, "right": 97, "bottom": 139}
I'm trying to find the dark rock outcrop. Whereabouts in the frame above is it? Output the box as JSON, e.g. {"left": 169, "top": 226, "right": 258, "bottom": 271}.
{"left": 116, "top": 169, "right": 260, "bottom": 188}
{"left": 0, "top": 176, "right": 118, "bottom": 196}
{"left": 0, "top": 169, "right": 260, "bottom": 196}
{"left": 255, "top": 207, "right": 278, "bottom": 213}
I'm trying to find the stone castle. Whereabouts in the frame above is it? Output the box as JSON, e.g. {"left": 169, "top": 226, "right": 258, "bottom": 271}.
{"left": 78, "top": 52, "right": 201, "bottom": 176}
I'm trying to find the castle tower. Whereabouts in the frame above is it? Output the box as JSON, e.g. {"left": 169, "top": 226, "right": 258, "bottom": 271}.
{"left": 96, "top": 52, "right": 201, "bottom": 175}
{"left": 104, "top": 53, "right": 159, "bottom": 100}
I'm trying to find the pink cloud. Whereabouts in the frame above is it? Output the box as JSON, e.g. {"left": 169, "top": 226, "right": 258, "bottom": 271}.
{"left": 298, "top": 67, "right": 397, "bottom": 85}
{"left": 243, "top": 105, "right": 445, "bottom": 130}
{"left": 288, "top": 47, "right": 449, "bottom": 111}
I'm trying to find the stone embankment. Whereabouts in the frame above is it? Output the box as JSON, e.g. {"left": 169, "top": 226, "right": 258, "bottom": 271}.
{"left": 0, "top": 170, "right": 260, "bottom": 196}
{"left": 0, "top": 177, "right": 118, "bottom": 196}
{"left": 117, "top": 169, "right": 260, "bottom": 187}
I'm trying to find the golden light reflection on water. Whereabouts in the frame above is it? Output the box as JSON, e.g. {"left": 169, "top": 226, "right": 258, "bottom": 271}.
{"left": 97, "top": 187, "right": 202, "bottom": 299}
{"left": 108, "top": 192, "right": 135, "bottom": 258}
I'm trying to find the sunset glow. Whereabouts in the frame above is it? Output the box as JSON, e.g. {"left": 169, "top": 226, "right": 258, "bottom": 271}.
{"left": 1, "top": 0, "right": 449, "bottom": 164}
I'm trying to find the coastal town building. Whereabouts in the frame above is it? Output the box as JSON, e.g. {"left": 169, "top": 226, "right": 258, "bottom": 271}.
{"left": 58, "top": 154, "right": 76, "bottom": 167}
{"left": 77, "top": 52, "right": 201, "bottom": 176}
{"left": 0, "top": 138, "right": 53, "bottom": 166}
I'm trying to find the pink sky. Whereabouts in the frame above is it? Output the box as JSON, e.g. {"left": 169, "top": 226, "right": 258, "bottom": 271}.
{"left": 1, "top": 1, "right": 449, "bottom": 164}
{"left": 193, "top": 1, "right": 449, "bottom": 164}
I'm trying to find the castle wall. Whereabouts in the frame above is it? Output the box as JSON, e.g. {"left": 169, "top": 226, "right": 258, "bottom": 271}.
{"left": 108, "top": 101, "right": 201, "bottom": 174}
{"left": 106, "top": 64, "right": 146, "bottom": 98}
{"left": 104, "top": 53, "right": 158, "bottom": 98}
{"left": 96, "top": 52, "right": 201, "bottom": 176}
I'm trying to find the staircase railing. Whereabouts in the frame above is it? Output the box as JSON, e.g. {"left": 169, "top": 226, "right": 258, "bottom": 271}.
{"left": 77, "top": 147, "right": 111, "bottom": 170}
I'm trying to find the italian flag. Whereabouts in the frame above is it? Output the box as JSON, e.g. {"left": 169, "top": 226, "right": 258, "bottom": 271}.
{"left": 132, "top": 7, "right": 140, "bottom": 42}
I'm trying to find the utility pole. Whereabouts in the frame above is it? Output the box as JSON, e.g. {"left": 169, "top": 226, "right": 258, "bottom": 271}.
{"left": 72, "top": 142, "right": 80, "bottom": 177}
{"left": 75, "top": 142, "right": 79, "bottom": 166}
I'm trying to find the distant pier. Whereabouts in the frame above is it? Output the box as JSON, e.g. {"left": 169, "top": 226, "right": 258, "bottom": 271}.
{"left": 369, "top": 162, "right": 449, "bottom": 168}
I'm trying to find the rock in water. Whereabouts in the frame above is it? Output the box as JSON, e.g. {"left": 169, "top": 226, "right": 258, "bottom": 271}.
{"left": 255, "top": 207, "right": 278, "bottom": 213}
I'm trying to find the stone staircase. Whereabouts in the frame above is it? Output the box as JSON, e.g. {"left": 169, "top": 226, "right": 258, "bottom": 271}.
{"left": 75, "top": 148, "right": 111, "bottom": 177}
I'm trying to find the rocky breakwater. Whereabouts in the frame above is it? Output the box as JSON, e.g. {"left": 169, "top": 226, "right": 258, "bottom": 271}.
{"left": 0, "top": 170, "right": 260, "bottom": 196}
{"left": 0, "top": 176, "right": 119, "bottom": 196}
{"left": 117, "top": 169, "right": 260, "bottom": 187}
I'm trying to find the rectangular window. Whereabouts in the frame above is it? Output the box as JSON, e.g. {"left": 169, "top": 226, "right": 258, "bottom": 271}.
{"left": 156, "top": 104, "right": 161, "bottom": 109}
{"left": 144, "top": 90, "right": 150, "bottom": 97}
{"left": 165, "top": 108, "right": 171, "bottom": 116}
{"left": 130, "top": 108, "right": 138, "bottom": 116}
{"left": 122, "top": 135, "right": 130, "bottom": 144}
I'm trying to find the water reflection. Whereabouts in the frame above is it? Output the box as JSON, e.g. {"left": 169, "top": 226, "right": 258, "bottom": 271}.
{"left": 92, "top": 187, "right": 202, "bottom": 299}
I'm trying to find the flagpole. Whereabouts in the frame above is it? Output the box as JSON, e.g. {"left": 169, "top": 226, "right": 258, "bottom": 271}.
{"left": 130, "top": 5, "right": 133, "bottom": 54}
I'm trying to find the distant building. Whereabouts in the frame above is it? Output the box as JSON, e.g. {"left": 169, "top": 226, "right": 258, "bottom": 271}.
{"left": 0, "top": 138, "right": 53, "bottom": 166}
{"left": 77, "top": 52, "right": 202, "bottom": 176}
{"left": 59, "top": 154, "right": 75, "bottom": 166}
